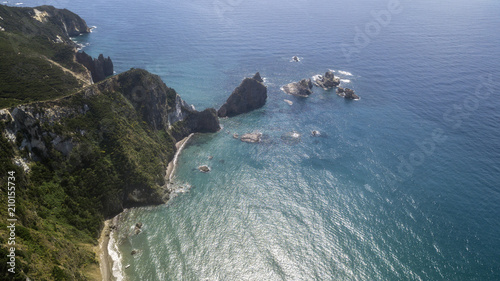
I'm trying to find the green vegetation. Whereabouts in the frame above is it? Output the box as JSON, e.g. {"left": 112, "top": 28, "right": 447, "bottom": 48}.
{"left": 0, "top": 5, "right": 189, "bottom": 280}
{"left": 0, "top": 5, "right": 89, "bottom": 109}
{"left": 0, "top": 78, "right": 178, "bottom": 279}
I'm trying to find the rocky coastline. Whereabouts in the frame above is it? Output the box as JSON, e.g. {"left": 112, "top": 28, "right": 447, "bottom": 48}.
{"left": 0, "top": 4, "right": 361, "bottom": 279}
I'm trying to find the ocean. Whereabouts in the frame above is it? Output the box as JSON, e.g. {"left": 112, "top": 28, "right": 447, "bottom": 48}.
{"left": 9, "top": 0, "right": 500, "bottom": 280}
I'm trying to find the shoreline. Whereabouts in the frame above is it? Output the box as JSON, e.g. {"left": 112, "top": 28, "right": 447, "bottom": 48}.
{"left": 166, "top": 133, "right": 194, "bottom": 182}
{"left": 98, "top": 134, "right": 194, "bottom": 281}
{"left": 97, "top": 219, "right": 115, "bottom": 281}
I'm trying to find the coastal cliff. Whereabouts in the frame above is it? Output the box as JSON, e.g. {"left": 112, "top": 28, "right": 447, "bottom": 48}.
{"left": 1, "top": 68, "right": 220, "bottom": 211}
{"left": 0, "top": 5, "right": 219, "bottom": 280}
{"left": 0, "top": 68, "right": 220, "bottom": 280}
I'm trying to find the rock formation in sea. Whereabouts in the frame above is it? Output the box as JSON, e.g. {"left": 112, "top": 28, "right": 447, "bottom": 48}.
{"left": 312, "top": 70, "right": 340, "bottom": 90}
{"left": 217, "top": 72, "right": 267, "bottom": 117}
{"left": 282, "top": 79, "right": 313, "bottom": 97}
{"left": 240, "top": 132, "right": 262, "bottom": 143}
{"left": 198, "top": 165, "right": 211, "bottom": 173}
{"left": 312, "top": 130, "right": 321, "bottom": 136}
{"left": 336, "top": 87, "right": 360, "bottom": 100}
{"left": 76, "top": 51, "right": 114, "bottom": 83}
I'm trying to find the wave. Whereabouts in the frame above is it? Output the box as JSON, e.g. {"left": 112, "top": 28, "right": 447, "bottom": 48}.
{"left": 15, "top": 2, "right": 23, "bottom": 5}
{"left": 340, "top": 79, "right": 351, "bottom": 83}
{"left": 312, "top": 74, "right": 323, "bottom": 82}
{"left": 108, "top": 232, "right": 125, "bottom": 281}
{"left": 337, "top": 70, "right": 353, "bottom": 76}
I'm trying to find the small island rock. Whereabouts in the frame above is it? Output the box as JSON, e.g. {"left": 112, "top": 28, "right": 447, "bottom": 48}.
{"left": 312, "top": 70, "right": 340, "bottom": 90}
{"left": 282, "top": 79, "right": 313, "bottom": 97}
{"left": 240, "top": 132, "right": 262, "bottom": 143}
{"left": 199, "top": 165, "right": 211, "bottom": 173}
{"left": 218, "top": 73, "right": 267, "bottom": 117}
{"left": 336, "top": 87, "right": 360, "bottom": 100}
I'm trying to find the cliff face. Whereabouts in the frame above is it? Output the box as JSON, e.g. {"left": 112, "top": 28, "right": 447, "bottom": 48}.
{"left": 0, "top": 5, "right": 221, "bottom": 280}
{"left": 1, "top": 69, "right": 220, "bottom": 213}
{"left": 0, "top": 4, "right": 90, "bottom": 44}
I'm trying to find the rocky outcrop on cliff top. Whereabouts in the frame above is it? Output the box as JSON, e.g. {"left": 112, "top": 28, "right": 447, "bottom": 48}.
{"left": 312, "top": 70, "right": 340, "bottom": 90}
{"left": 217, "top": 72, "right": 267, "bottom": 117}
{"left": 76, "top": 51, "right": 114, "bottom": 83}
{"left": 282, "top": 79, "right": 313, "bottom": 97}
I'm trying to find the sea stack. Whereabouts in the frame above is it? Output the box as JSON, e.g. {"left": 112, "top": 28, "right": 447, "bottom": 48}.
{"left": 336, "top": 87, "right": 360, "bottom": 100}
{"left": 282, "top": 79, "right": 313, "bottom": 97}
{"left": 217, "top": 72, "right": 267, "bottom": 117}
{"left": 312, "top": 70, "right": 340, "bottom": 90}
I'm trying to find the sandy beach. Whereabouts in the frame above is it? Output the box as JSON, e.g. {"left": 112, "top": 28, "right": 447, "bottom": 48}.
{"left": 97, "top": 219, "right": 115, "bottom": 281}
{"left": 98, "top": 134, "right": 194, "bottom": 280}
{"left": 166, "top": 133, "right": 194, "bottom": 181}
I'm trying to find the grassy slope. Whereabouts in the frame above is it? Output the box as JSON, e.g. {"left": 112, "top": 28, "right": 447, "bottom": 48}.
{"left": 0, "top": 5, "right": 89, "bottom": 109}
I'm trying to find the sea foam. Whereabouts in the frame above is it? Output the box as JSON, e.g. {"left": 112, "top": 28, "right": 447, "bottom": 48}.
{"left": 108, "top": 232, "right": 125, "bottom": 281}
{"left": 337, "top": 70, "right": 353, "bottom": 76}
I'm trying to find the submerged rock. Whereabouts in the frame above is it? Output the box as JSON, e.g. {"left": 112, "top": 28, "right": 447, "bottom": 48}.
{"left": 336, "top": 87, "right": 360, "bottom": 100}
{"left": 240, "top": 132, "right": 262, "bottom": 143}
{"left": 134, "top": 222, "right": 142, "bottom": 235}
{"left": 312, "top": 130, "right": 321, "bottom": 136}
{"left": 292, "top": 56, "right": 300, "bottom": 62}
{"left": 281, "top": 131, "right": 302, "bottom": 145}
{"left": 218, "top": 72, "right": 267, "bottom": 117}
{"left": 282, "top": 79, "right": 313, "bottom": 97}
{"left": 312, "top": 70, "right": 340, "bottom": 90}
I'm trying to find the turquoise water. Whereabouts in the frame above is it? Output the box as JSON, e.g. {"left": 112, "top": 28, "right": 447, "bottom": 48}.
{"left": 12, "top": 0, "right": 500, "bottom": 279}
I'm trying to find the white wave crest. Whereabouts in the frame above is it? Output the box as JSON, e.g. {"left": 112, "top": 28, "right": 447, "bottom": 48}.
{"left": 312, "top": 74, "right": 323, "bottom": 82}
{"left": 340, "top": 79, "right": 351, "bottom": 83}
{"left": 108, "top": 232, "right": 125, "bottom": 281}
{"left": 337, "top": 70, "right": 353, "bottom": 76}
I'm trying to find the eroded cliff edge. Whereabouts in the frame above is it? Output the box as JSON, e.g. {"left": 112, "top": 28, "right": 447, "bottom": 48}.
{"left": 1, "top": 69, "right": 219, "bottom": 216}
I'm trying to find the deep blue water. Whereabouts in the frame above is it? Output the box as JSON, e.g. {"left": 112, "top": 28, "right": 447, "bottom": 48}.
{"left": 10, "top": 0, "right": 500, "bottom": 280}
